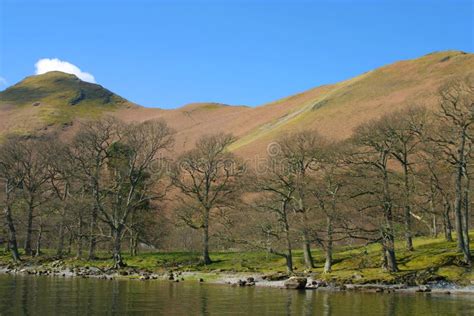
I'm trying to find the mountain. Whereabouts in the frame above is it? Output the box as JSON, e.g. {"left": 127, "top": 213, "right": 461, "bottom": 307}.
{"left": 1, "top": 51, "right": 473, "bottom": 156}
{"left": 115, "top": 50, "right": 474, "bottom": 157}
{"left": 0, "top": 71, "right": 135, "bottom": 135}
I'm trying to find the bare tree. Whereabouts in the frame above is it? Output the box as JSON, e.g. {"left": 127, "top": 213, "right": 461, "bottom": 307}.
{"left": 276, "top": 131, "right": 327, "bottom": 268}
{"left": 381, "top": 107, "right": 427, "bottom": 251}
{"left": 100, "top": 119, "right": 174, "bottom": 268}
{"left": 253, "top": 157, "right": 297, "bottom": 272}
{"left": 72, "top": 117, "right": 122, "bottom": 260}
{"left": 349, "top": 121, "right": 399, "bottom": 272}
{"left": 43, "top": 138, "right": 80, "bottom": 258}
{"left": 0, "top": 136, "right": 24, "bottom": 261}
{"left": 171, "top": 133, "right": 245, "bottom": 264}
{"left": 418, "top": 135, "right": 454, "bottom": 241}
{"left": 10, "top": 138, "right": 50, "bottom": 256}
{"left": 310, "top": 144, "right": 347, "bottom": 273}
{"left": 433, "top": 76, "right": 474, "bottom": 266}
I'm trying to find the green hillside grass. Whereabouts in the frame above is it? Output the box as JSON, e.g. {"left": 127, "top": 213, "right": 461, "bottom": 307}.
{"left": 0, "top": 71, "right": 134, "bottom": 132}
{"left": 230, "top": 50, "right": 474, "bottom": 154}
{"left": 2, "top": 233, "right": 473, "bottom": 285}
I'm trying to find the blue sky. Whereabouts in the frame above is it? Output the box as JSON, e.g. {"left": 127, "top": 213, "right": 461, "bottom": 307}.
{"left": 0, "top": 0, "right": 472, "bottom": 108}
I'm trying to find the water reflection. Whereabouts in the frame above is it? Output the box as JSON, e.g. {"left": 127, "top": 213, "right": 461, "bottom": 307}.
{"left": 1, "top": 274, "right": 474, "bottom": 315}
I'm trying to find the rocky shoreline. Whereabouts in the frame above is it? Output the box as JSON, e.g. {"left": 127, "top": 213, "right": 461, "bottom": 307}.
{"left": 2, "top": 262, "right": 474, "bottom": 295}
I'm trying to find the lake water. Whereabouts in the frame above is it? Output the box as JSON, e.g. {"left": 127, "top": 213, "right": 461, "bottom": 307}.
{"left": 1, "top": 274, "right": 474, "bottom": 315}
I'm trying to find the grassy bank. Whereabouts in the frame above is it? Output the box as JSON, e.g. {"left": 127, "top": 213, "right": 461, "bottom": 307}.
{"left": 1, "top": 233, "right": 473, "bottom": 285}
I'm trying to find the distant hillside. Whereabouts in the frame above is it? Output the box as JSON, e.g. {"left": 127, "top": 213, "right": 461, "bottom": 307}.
{"left": 1, "top": 51, "right": 473, "bottom": 156}
{"left": 0, "top": 71, "right": 135, "bottom": 135}
{"left": 116, "top": 50, "right": 474, "bottom": 157}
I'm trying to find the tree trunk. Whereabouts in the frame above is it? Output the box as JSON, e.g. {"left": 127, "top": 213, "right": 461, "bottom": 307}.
{"left": 56, "top": 215, "right": 65, "bottom": 258}
{"left": 462, "top": 174, "right": 471, "bottom": 266}
{"left": 88, "top": 206, "right": 97, "bottom": 260}
{"left": 324, "top": 215, "right": 333, "bottom": 273}
{"left": 285, "top": 253, "right": 293, "bottom": 273}
{"left": 403, "top": 162, "right": 414, "bottom": 251}
{"left": 132, "top": 233, "right": 138, "bottom": 256}
{"left": 202, "top": 227, "right": 211, "bottom": 265}
{"left": 383, "top": 234, "right": 398, "bottom": 272}
{"left": 4, "top": 204, "right": 20, "bottom": 262}
{"left": 112, "top": 225, "right": 125, "bottom": 269}
{"left": 76, "top": 215, "right": 84, "bottom": 258}
{"left": 432, "top": 214, "right": 438, "bottom": 238}
{"left": 201, "top": 208, "right": 212, "bottom": 265}
{"left": 302, "top": 241, "right": 314, "bottom": 269}
{"left": 130, "top": 232, "right": 138, "bottom": 256}
{"left": 302, "top": 230, "right": 315, "bottom": 269}
{"left": 285, "top": 219, "right": 293, "bottom": 273}
{"left": 24, "top": 201, "right": 34, "bottom": 256}
{"left": 67, "top": 233, "right": 73, "bottom": 255}
{"left": 384, "top": 235, "right": 398, "bottom": 272}
{"left": 443, "top": 197, "right": 453, "bottom": 242}
{"left": 454, "top": 131, "right": 467, "bottom": 256}
{"left": 382, "top": 169, "right": 398, "bottom": 272}
{"left": 34, "top": 222, "right": 43, "bottom": 257}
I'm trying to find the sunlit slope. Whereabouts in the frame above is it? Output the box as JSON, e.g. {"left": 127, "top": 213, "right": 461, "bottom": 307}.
{"left": 1, "top": 51, "right": 472, "bottom": 157}
{"left": 229, "top": 50, "right": 474, "bottom": 157}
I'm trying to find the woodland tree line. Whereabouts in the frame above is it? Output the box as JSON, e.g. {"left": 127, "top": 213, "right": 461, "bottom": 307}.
{"left": 1, "top": 77, "right": 473, "bottom": 272}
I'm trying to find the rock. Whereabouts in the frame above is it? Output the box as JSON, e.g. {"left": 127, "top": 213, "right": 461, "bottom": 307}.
{"left": 139, "top": 275, "right": 150, "bottom": 281}
{"left": 199, "top": 278, "right": 204, "bottom": 283}
{"left": 306, "top": 279, "right": 328, "bottom": 289}
{"left": 315, "top": 279, "right": 328, "bottom": 288}
{"left": 237, "top": 280, "right": 247, "bottom": 287}
{"left": 262, "top": 272, "right": 289, "bottom": 281}
{"left": 416, "top": 285, "right": 431, "bottom": 293}
{"left": 88, "top": 267, "right": 102, "bottom": 275}
{"left": 284, "top": 277, "right": 307, "bottom": 289}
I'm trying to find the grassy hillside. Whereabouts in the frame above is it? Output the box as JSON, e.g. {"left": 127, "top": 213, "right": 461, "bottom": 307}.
{"left": 229, "top": 50, "right": 474, "bottom": 156}
{"left": 115, "top": 50, "right": 474, "bottom": 157}
{"left": 0, "top": 71, "right": 135, "bottom": 135}
{"left": 1, "top": 51, "right": 473, "bottom": 155}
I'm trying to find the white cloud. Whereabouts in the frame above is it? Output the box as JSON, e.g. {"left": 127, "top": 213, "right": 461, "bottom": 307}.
{"left": 0, "top": 76, "right": 7, "bottom": 87}
{"left": 35, "top": 58, "right": 96, "bottom": 83}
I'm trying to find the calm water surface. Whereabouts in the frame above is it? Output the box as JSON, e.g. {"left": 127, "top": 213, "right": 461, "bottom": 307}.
{"left": 1, "top": 274, "right": 474, "bottom": 315}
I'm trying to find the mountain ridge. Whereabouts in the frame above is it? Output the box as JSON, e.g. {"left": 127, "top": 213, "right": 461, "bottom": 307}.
{"left": 1, "top": 50, "right": 473, "bottom": 156}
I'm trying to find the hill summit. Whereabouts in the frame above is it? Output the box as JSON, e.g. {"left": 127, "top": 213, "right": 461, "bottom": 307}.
{"left": 0, "top": 71, "right": 132, "bottom": 108}
{"left": 0, "top": 71, "right": 135, "bottom": 135}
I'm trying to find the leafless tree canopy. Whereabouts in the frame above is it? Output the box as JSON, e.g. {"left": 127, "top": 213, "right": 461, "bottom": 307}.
{"left": 0, "top": 77, "right": 473, "bottom": 271}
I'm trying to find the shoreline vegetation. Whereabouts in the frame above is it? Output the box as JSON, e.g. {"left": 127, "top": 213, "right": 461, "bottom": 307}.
{"left": 2, "top": 233, "right": 473, "bottom": 293}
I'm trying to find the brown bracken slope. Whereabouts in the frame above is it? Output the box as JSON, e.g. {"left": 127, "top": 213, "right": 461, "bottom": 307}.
{"left": 1, "top": 51, "right": 473, "bottom": 158}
